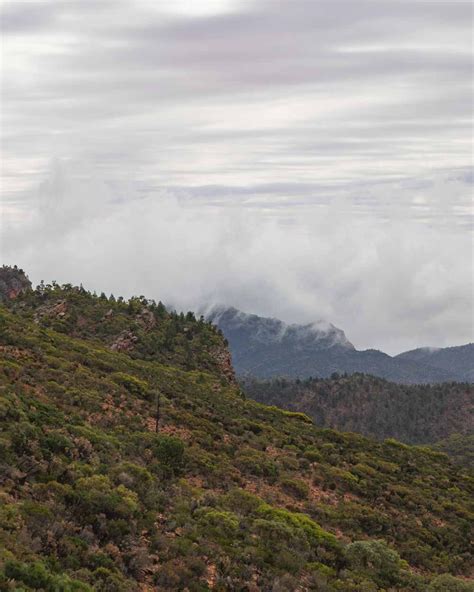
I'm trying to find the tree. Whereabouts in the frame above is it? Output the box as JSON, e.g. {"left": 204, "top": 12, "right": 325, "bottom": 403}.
{"left": 345, "top": 540, "right": 403, "bottom": 586}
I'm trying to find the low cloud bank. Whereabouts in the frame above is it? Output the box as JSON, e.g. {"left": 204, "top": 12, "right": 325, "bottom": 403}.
{"left": 2, "top": 164, "right": 472, "bottom": 354}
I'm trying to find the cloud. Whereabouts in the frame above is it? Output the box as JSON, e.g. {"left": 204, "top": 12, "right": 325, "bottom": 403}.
{"left": 1, "top": 0, "right": 472, "bottom": 199}
{"left": 1, "top": 1, "right": 472, "bottom": 354}
{"left": 2, "top": 163, "right": 472, "bottom": 354}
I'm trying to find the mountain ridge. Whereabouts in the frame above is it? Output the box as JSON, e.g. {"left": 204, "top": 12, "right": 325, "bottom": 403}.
{"left": 207, "top": 306, "right": 472, "bottom": 384}
{"left": 395, "top": 343, "right": 474, "bottom": 382}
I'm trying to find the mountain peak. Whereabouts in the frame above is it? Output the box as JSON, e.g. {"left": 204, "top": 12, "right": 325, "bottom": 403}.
{"left": 205, "top": 305, "right": 355, "bottom": 351}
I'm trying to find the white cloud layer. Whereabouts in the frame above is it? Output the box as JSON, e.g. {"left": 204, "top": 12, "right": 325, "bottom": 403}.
{"left": 1, "top": 0, "right": 472, "bottom": 353}
{"left": 2, "top": 162, "right": 472, "bottom": 354}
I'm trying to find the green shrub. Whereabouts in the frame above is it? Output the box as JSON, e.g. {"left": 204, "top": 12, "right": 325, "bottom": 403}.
{"left": 152, "top": 435, "right": 185, "bottom": 476}
{"left": 11, "top": 421, "right": 40, "bottom": 454}
{"left": 111, "top": 373, "right": 148, "bottom": 397}
{"left": 256, "top": 504, "right": 339, "bottom": 551}
{"left": 304, "top": 446, "right": 322, "bottom": 462}
{"left": 280, "top": 477, "right": 309, "bottom": 499}
{"left": 197, "top": 509, "right": 239, "bottom": 544}
{"left": 71, "top": 475, "right": 139, "bottom": 520}
{"left": 42, "top": 430, "right": 73, "bottom": 454}
{"left": 92, "top": 567, "right": 132, "bottom": 592}
{"left": 345, "top": 540, "right": 404, "bottom": 587}
{"left": 428, "top": 574, "right": 474, "bottom": 592}
{"left": 235, "top": 448, "right": 279, "bottom": 478}
{"left": 252, "top": 518, "right": 308, "bottom": 573}
{"left": 223, "top": 488, "right": 262, "bottom": 515}
{"left": 4, "top": 560, "right": 93, "bottom": 591}
{"left": 109, "top": 462, "right": 153, "bottom": 496}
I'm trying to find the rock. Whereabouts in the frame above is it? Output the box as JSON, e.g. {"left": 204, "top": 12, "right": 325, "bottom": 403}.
{"left": 34, "top": 300, "right": 68, "bottom": 322}
{"left": 136, "top": 308, "right": 156, "bottom": 331}
{"left": 110, "top": 330, "right": 138, "bottom": 352}
{"left": 210, "top": 344, "right": 236, "bottom": 384}
{"left": 0, "top": 266, "right": 32, "bottom": 302}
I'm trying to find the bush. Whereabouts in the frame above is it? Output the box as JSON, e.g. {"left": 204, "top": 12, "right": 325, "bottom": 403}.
{"left": 280, "top": 477, "right": 309, "bottom": 499}
{"left": 223, "top": 488, "right": 262, "bottom": 515}
{"left": 152, "top": 435, "right": 185, "bottom": 476}
{"left": 256, "top": 504, "right": 340, "bottom": 552}
{"left": 428, "top": 574, "right": 474, "bottom": 592}
{"left": 71, "top": 475, "right": 139, "bottom": 520}
{"left": 304, "top": 446, "right": 322, "bottom": 462}
{"left": 197, "top": 509, "right": 239, "bottom": 544}
{"left": 253, "top": 518, "right": 308, "bottom": 573}
{"left": 345, "top": 540, "right": 404, "bottom": 587}
{"left": 109, "top": 462, "right": 153, "bottom": 496}
{"left": 4, "top": 560, "right": 93, "bottom": 591}
{"left": 111, "top": 373, "right": 148, "bottom": 398}
{"left": 235, "top": 448, "right": 279, "bottom": 478}
{"left": 42, "top": 430, "right": 73, "bottom": 454}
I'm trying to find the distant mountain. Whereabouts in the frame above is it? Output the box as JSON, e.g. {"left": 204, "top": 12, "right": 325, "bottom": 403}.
{"left": 395, "top": 344, "right": 474, "bottom": 382}
{"left": 207, "top": 306, "right": 471, "bottom": 384}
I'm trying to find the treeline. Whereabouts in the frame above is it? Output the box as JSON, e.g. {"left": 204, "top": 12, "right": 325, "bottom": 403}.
{"left": 243, "top": 373, "right": 473, "bottom": 464}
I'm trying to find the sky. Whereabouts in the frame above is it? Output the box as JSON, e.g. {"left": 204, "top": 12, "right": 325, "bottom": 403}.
{"left": 0, "top": 0, "right": 473, "bottom": 354}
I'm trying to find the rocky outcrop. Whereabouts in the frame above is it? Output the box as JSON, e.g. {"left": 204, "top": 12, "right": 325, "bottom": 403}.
{"left": 110, "top": 330, "right": 139, "bottom": 353}
{"left": 0, "top": 266, "right": 32, "bottom": 302}
{"left": 136, "top": 309, "right": 156, "bottom": 331}
{"left": 210, "top": 344, "right": 236, "bottom": 384}
{"left": 34, "top": 299, "right": 68, "bottom": 322}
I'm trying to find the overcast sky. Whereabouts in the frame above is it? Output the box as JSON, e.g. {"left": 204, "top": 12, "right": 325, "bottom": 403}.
{"left": 1, "top": 0, "right": 472, "bottom": 353}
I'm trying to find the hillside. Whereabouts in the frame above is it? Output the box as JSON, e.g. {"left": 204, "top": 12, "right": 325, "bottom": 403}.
{"left": 0, "top": 268, "right": 473, "bottom": 591}
{"left": 433, "top": 434, "right": 474, "bottom": 470}
{"left": 243, "top": 375, "right": 474, "bottom": 465}
{"left": 207, "top": 307, "right": 468, "bottom": 384}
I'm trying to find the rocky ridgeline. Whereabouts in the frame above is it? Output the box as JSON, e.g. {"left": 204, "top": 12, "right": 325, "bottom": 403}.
{"left": 0, "top": 265, "right": 236, "bottom": 385}
{"left": 0, "top": 266, "right": 32, "bottom": 302}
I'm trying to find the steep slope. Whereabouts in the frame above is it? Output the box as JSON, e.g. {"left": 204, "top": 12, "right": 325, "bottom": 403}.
{"left": 0, "top": 272, "right": 473, "bottom": 591}
{"left": 208, "top": 306, "right": 463, "bottom": 384}
{"left": 243, "top": 374, "right": 474, "bottom": 456}
{"left": 395, "top": 344, "right": 474, "bottom": 383}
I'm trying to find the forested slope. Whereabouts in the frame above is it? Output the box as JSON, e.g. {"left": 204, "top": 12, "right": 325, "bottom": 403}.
{"left": 243, "top": 375, "right": 473, "bottom": 466}
{"left": 0, "top": 269, "right": 472, "bottom": 591}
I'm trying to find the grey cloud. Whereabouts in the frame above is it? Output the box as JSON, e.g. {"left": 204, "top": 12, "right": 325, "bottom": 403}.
{"left": 1, "top": 0, "right": 472, "bottom": 352}
{"left": 2, "top": 163, "right": 472, "bottom": 354}
{"left": 0, "top": 1, "right": 58, "bottom": 34}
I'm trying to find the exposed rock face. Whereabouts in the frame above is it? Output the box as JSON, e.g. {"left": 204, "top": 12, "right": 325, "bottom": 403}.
{"left": 34, "top": 300, "right": 68, "bottom": 323}
{"left": 0, "top": 266, "right": 32, "bottom": 302}
{"left": 110, "top": 330, "right": 139, "bottom": 353}
{"left": 136, "top": 309, "right": 156, "bottom": 331}
{"left": 210, "top": 344, "right": 236, "bottom": 384}
{"left": 109, "top": 309, "right": 155, "bottom": 353}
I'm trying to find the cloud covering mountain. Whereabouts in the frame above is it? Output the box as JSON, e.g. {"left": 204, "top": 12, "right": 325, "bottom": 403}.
{"left": 1, "top": 0, "right": 472, "bottom": 353}
{"left": 207, "top": 307, "right": 473, "bottom": 383}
